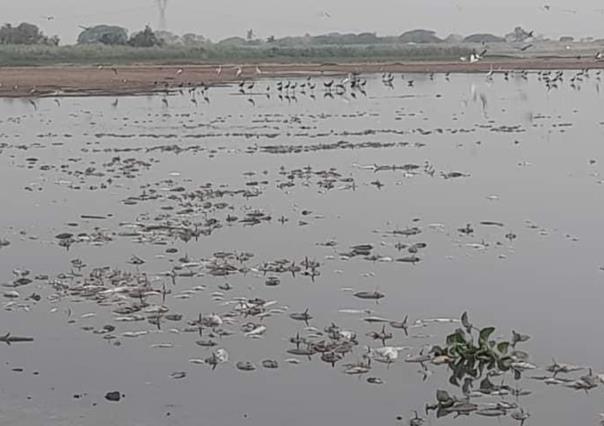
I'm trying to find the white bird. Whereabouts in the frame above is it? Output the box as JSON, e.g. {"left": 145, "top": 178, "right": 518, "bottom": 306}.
{"left": 235, "top": 66, "right": 243, "bottom": 78}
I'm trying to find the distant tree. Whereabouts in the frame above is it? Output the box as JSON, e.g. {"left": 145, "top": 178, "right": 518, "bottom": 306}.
{"left": 0, "top": 22, "right": 58, "bottom": 45}
{"left": 156, "top": 30, "right": 182, "bottom": 45}
{"left": 444, "top": 34, "right": 464, "bottom": 43}
{"left": 181, "top": 33, "right": 207, "bottom": 46}
{"left": 246, "top": 29, "right": 254, "bottom": 41}
{"left": 128, "top": 25, "right": 162, "bottom": 47}
{"left": 463, "top": 33, "right": 504, "bottom": 43}
{"left": 267, "top": 35, "right": 275, "bottom": 43}
{"left": 77, "top": 25, "right": 128, "bottom": 45}
{"left": 504, "top": 27, "right": 533, "bottom": 43}
{"left": 399, "top": 29, "right": 442, "bottom": 43}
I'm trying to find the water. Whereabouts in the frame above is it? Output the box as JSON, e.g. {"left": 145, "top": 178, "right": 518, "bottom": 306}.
{"left": 0, "top": 71, "right": 603, "bottom": 425}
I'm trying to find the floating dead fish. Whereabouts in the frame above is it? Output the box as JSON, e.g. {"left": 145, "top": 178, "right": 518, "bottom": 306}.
{"left": 121, "top": 331, "right": 148, "bottom": 338}
{"left": 289, "top": 309, "right": 312, "bottom": 325}
{"left": 363, "top": 316, "right": 391, "bottom": 323}
{"left": 244, "top": 325, "right": 267, "bottom": 337}
{"left": 170, "top": 371, "right": 187, "bottom": 379}
{"left": 354, "top": 291, "right": 384, "bottom": 300}
{"left": 236, "top": 361, "right": 256, "bottom": 371}
{"left": 262, "top": 360, "right": 279, "bottom": 369}
{"left": 480, "top": 221, "right": 504, "bottom": 227}
{"left": 0, "top": 333, "right": 34, "bottom": 345}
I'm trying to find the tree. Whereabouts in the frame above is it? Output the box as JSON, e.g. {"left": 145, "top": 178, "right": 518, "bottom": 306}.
{"left": 463, "top": 33, "right": 504, "bottom": 43}
{"left": 0, "top": 22, "right": 58, "bottom": 45}
{"left": 399, "top": 29, "right": 442, "bottom": 44}
{"left": 77, "top": 25, "right": 128, "bottom": 45}
{"left": 504, "top": 27, "right": 532, "bottom": 43}
{"left": 128, "top": 25, "right": 162, "bottom": 47}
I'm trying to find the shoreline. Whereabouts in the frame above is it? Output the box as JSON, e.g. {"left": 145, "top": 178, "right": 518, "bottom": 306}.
{"left": 1, "top": 58, "right": 602, "bottom": 98}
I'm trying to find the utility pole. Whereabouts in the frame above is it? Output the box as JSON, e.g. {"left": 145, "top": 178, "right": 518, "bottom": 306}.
{"left": 156, "top": 0, "right": 168, "bottom": 30}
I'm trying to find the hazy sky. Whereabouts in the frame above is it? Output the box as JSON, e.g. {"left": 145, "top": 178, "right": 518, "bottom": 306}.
{"left": 5, "top": 0, "right": 604, "bottom": 44}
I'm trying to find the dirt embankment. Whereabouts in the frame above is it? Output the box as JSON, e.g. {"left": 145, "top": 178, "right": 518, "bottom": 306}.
{"left": 1, "top": 58, "right": 602, "bottom": 97}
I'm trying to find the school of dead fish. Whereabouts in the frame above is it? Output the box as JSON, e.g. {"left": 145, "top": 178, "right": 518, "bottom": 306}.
{"left": 0, "top": 68, "right": 603, "bottom": 424}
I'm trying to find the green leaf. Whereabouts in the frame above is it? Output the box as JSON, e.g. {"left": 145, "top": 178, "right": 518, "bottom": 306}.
{"left": 512, "top": 330, "right": 530, "bottom": 346}
{"left": 461, "top": 311, "right": 472, "bottom": 332}
{"left": 497, "top": 341, "right": 510, "bottom": 354}
{"left": 479, "top": 327, "right": 495, "bottom": 342}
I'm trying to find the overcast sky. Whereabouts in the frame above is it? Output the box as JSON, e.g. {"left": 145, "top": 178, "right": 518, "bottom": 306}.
{"left": 5, "top": 0, "right": 604, "bottom": 44}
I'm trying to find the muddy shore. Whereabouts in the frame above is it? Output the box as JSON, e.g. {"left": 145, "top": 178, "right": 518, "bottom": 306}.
{"left": 1, "top": 58, "right": 602, "bottom": 97}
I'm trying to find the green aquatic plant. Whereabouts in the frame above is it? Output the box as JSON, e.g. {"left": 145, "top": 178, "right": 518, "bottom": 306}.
{"left": 430, "top": 312, "right": 531, "bottom": 387}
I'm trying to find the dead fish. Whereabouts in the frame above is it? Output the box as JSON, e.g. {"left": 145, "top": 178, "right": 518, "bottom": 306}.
{"left": 205, "top": 348, "right": 229, "bottom": 369}
{"left": 344, "top": 365, "right": 371, "bottom": 375}
{"left": 480, "top": 221, "right": 504, "bottom": 227}
{"left": 441, "top": 171, "right": 469, "bottom": 179}
{"left": 363, "top": 316, "right": 391, "bottom": 323}
{"left": 236, "top": 361, "right": 256, "bottom": 371}
{"left": 396, "top": 256, "right": 421, "bottom": 263}
{"left": 546, "top": 359, "right": 584, "bottom": 376}
{"left": 195, "top": 339, "right": 217, "bottom": 347}
{"left": 262, "top": 360, "right": 279, "bottom": 369}
{"left": 354, "top": 291, "right": 384, "bottom": 300}
{"left": 289, "top": 309, "right": 312, "bottom": 325}
{"left": 475, "top": 408, "right": 507, "bottom": 417}
{"left": 511, "top": 408, "right": 530, "bottom": 425}
{"left": 287, "top": 347, "right": 316, "bottom": 356}
{"left": 366, "top": 377, "right": 384, "bottom": 385}
{"left": 121, "top": 331, "right": 148, "bottom": 338}
{"left": 245, "top": 325, "right": 267, "bottom": 337}
{"left": 170, "top": 371, "right": 187, "bottom": 379}
{"left": 389, "top": 315, "right": 409, "bottom": 335}
{"left": 0, "top": 333, "right": 34, "bottom": 345}
{"left": 368, "top": 346, "right": 404, "bottom": 363}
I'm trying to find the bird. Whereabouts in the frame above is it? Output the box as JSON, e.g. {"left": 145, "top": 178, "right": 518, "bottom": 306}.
{"left": 176, "top": 68, "right": 183, "bottom": 75}
{"left": 235, "top": 66, "right": 243, "bottom": 78}
{"left": 216, "top": 65, "right": 222, "bottom": 76}
{"left": 255, "top": 66, "right": 262, "bottom": 75}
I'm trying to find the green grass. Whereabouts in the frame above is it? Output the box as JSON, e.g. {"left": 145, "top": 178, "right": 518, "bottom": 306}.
{"left": 0, "top": 43, "right": 472, "bottom": 66}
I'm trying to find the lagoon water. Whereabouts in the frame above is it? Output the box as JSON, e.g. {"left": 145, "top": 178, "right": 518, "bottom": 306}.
{"left": 0, "top": 72, "right": 603, "bottom": 425}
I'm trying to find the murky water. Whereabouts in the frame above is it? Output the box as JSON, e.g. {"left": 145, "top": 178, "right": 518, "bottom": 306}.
{"left": 1, "top": 71, "right": 604, "bottom": 425}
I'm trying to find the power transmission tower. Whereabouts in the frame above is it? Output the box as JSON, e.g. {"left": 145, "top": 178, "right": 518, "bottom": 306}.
{"left": 156, "top": 0, "right": 168, "bottom": 30}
